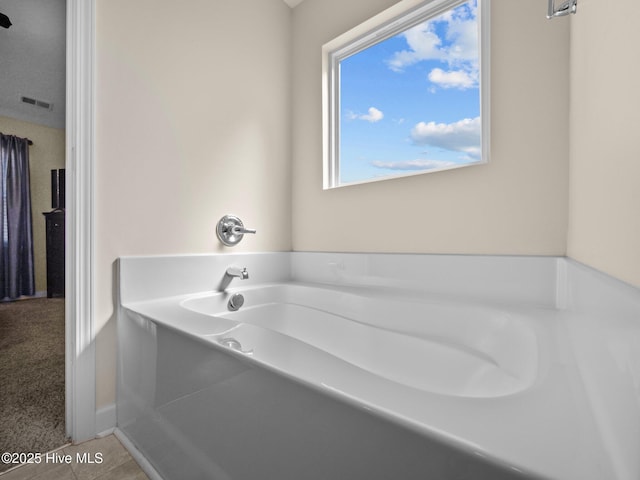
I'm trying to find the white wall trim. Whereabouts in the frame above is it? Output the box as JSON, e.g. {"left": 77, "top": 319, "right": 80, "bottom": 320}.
{"left": 65, "top": 0, "right": 96, "bottom": 443}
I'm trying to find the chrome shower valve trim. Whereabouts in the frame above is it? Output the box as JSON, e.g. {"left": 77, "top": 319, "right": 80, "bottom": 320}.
{"left": 216, "top": 214, "right": 256, "bottom": 246}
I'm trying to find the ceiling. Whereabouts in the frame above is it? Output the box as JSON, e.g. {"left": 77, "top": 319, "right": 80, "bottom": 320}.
{"left": 0, "top": 0, "right": 66, "bottom": 130}
{"left": 0, "top": 0, "right": 306, "bottom": 131}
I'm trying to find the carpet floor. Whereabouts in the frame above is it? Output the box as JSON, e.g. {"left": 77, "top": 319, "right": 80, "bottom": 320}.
{"left": 0, "top": 297, "right": 68, "bottom": 473}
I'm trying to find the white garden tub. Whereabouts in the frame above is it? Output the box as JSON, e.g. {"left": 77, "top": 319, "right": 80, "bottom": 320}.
{"left": 117, "top": 253, "right": 625, "bottom": 480}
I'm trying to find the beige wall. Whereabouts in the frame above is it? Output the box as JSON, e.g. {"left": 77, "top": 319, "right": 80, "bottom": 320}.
{"left": 92, "top": 0, "right": 640, "bottom": 412}
{"left": 291, "top": 0, "right": 570, "bottom": 255}
{"left": 567, "top": 0, "right": 640, "bottom": 288}
{"left": 95, "top": 0, "right": 292, "bottom": 408}
{"left": 0, "top": 116, "right": 65, "bottom": 294}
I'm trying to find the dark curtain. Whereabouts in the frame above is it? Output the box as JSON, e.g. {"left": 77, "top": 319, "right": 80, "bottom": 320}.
{"left": 0, "top": 133, "right": 35, "bottom": 300}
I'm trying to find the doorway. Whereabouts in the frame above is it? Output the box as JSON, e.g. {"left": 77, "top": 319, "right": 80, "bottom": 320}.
{"left": 0, "top": 0, "right": 68, "bottom": 471}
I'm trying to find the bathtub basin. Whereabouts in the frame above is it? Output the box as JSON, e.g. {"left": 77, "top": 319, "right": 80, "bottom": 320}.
{"left": 180, "top": 283, "right": 538, "bottom": 398}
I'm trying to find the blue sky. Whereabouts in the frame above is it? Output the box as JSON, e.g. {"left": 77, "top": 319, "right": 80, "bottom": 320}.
{"left": 339, "top": 0, "right": 480, "bottom": 184}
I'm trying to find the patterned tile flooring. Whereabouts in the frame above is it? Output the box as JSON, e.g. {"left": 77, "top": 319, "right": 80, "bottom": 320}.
{"left": 0, "top": 435, "right": 149, "bottom": 480}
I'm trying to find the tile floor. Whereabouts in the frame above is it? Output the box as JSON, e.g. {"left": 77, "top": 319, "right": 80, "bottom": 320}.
{"left": 0, "top": 435, "right": 149, "bottom": 480}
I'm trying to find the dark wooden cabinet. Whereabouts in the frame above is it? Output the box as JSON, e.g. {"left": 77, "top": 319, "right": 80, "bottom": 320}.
{"left": 43, "top": 209, "right": 65, "bottom": 298}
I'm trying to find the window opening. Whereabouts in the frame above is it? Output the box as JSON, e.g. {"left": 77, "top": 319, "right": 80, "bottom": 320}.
{"left": 325, "top": 0, "right": 489, "bottom": 188}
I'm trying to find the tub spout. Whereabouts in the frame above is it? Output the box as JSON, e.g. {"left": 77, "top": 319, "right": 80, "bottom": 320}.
{"left": 226, "top": 266, "right": 249, "bottom": 280}
{"left": 219, "top": 265, "right": 249, "bottom": 291}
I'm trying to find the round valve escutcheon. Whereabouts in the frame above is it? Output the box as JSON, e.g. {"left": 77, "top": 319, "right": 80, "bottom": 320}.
{"left": 216, "top": 214, "right": 256, "bottom": 246}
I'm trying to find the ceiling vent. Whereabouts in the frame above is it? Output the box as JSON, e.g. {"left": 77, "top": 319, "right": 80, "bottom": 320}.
{"left": 20, "top": 95, "right": 53, "bottom": 111}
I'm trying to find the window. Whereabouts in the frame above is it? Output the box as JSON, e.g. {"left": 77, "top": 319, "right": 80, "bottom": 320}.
{"left": 323, "top": 0, "right": 490, "bottom": 189}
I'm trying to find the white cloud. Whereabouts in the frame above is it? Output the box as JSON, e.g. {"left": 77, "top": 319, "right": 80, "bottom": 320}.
{"left": 371, "top": 159, "right": 456, "bottom": 171}
{"left": 428, "top": 67, "right": 477, "bottom": 89}
{"left": 386, "top": 24, "right": 442, "bottom": 72}
{"left": 386, "top": 1, "right": 478, "bottom": 74}
{"left": 347, "top": 107, "right": 384, "bottom": 123}
{"left": 443, "top": 4, "right": 479, "bottom": 65}
{"left": 410, "top": 116, "right": 481, "bottom": 160}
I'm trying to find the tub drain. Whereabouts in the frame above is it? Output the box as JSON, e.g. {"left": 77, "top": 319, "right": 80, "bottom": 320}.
{"left": 228, "top": 293, "right": 244, "bottom": 311}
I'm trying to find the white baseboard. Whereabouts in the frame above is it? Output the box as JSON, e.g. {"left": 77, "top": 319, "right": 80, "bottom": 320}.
{"left": 0, "top": 291, "right": 48, "bottom": 302}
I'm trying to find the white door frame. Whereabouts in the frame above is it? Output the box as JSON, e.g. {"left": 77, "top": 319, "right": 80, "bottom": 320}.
{"left": 65, "top": 0, "right": 96, "bottom": 443}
